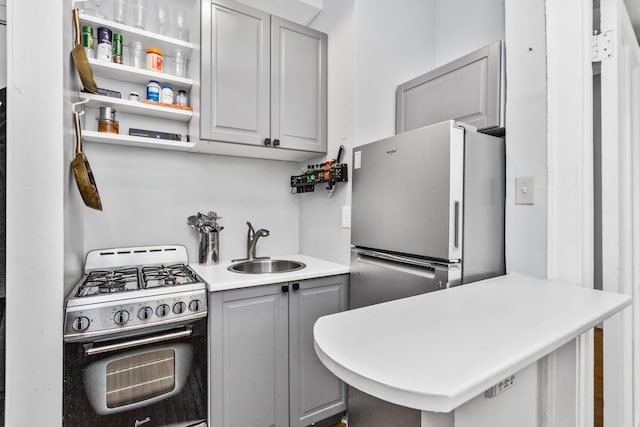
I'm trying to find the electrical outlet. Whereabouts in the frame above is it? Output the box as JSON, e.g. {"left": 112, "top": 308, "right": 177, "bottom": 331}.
{"left": 515, "top": 176, "right": 535, "bottom": 205}
{"left": 341, "top": 206, "right": 351, "bottom": 229}
{"left": 484, "top": 375, "right": 516, "bottom": 398}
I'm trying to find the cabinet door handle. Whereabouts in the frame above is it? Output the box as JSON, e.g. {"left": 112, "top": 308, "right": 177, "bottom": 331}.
{"left": 281, "top": 285, "right": 289, "bottom": 293}
{"left": 273, "top": 139, "right": 280, "bottom": 147}
{"left": 292, "top": 283, "right": 299, "bottom": 291}
{"left": 264, "top": 138, "right": 272, "bottom": 146}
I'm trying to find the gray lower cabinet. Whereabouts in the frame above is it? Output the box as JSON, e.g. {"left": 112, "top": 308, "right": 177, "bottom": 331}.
{"left": 201, "top": 0, "right": 327, "bottom": 156}
{"left": 209, "top": 275, "right": 348, "bottom": 427}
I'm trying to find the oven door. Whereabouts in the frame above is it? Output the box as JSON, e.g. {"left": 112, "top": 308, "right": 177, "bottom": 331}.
{"left": 64, "top": 320, "right": 208, "bottom": 427}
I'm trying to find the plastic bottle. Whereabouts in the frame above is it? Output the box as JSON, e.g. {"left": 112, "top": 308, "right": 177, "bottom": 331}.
{"left": 146, "top": 80, "right": 161, "bottom": 102}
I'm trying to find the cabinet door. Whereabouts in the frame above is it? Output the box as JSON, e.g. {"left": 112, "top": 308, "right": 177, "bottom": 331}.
{"left": 210, "top": 284, "right": 289, "bottom": 427}
{"left": 271, "top": 17, "right": 327, "bottom": 153}
{"left": 202, "top": 0, "right": 271, "bottom": 146}
{"left": 289, "top": 275, "right": 348, "bottom": 427}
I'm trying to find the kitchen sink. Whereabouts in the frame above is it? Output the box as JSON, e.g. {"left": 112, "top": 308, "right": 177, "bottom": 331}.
{"left": 228, "top": 259, "right": 306, "bottom": 274}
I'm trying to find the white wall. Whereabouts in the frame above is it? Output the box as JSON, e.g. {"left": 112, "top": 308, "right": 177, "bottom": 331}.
{"left": 83, "top": 146, "right": 300, "bottom": 270}
{"left": 299, "top": 0, "right": 437, "bottom": 265}
{"left": 353, "top": 0, "right": 436, "bottom": 146}
{"left": 433, "top": 0, "right": 505, "bottom": 66}
{"left": 298, "top": 0, "right": 354, "bottom": 265}
{"left": 6, "top": 1, "right": 65, "bottom": 425}
{"left": 504, "top": 0, "right": 548, "bottom": 277}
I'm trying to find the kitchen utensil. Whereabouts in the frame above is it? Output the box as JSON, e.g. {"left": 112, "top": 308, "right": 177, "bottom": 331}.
{"left": 71, "top": 8, "right": 99, "bottom": 94}
{"left": 336, "top": 144, "right": 345, "bottom": 163}
{"left": 72, "top": 111, "right": 102, "bottom": 210}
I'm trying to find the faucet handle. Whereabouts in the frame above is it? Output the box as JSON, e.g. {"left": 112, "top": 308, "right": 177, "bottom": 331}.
{"left": 246, "top": 221, "right": 255, "bottom": 235}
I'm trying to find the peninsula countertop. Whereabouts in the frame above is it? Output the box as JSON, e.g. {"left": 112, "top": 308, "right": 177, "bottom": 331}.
{"left": 313, "top": 273, "right": 631, "bottom": 413}
{"left": 191, "top": 254, "right": 350, "bottom": 292}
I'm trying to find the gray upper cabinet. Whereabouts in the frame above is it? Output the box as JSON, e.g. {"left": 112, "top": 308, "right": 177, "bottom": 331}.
{"left": 210, "top": 275, "right": 348, "bottom": 427}
{"left": 271, "top": 17, "right": 327, "bottom": 153}
{"left": 289, "top": 275, "right": 348, "bottom": 427}
{"left": 201, "top": 0, "right": 327, "bottom": 156}
{"left": 201, "top": 0, "right": 271, "bottom": 146}
{"left": 396, "top": 40, "right": 505, "bottom": 136}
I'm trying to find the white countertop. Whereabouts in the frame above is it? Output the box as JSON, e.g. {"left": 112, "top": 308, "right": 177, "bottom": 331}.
{"left": 313, "top": 273, "right": 631, "bottom": 413}
{"left": 191, "top": 254, "right": 350, "bottom": 292}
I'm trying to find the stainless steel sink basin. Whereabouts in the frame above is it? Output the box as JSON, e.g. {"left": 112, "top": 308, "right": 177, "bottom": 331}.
{"left": 228, "top": 259, "right": 306, "bottom": 274}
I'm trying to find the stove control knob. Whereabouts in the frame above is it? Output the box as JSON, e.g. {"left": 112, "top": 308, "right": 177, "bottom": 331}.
{"left": 189, "top": 299, "right": 201, "bottom": 312}
{"left": 72, "top": 316, "right": 90, "bottom": 332}
{"left": 138, "top": 306, "right": 153, "bottom": 320}
{"left": 173, "top": 302, "right": 186, "bottom": 314}
{"left": 114, "top": 310, "right": 130, "bottom": 325}
{"left": 156, "top": 304, "right": 170, "bottom": 317}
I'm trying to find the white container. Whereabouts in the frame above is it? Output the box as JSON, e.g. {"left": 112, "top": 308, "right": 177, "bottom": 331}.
{"left": 161, "top": 85, "right": 173, "bottom": 104}
{"left": 146, "top": 80, "right": 160, "bottom": 102}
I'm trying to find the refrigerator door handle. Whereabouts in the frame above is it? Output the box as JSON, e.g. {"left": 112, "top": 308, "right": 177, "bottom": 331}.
{"left": 354, "top": 251, "right": 436, "bottom": 279}
{"left": 454, "top": 201, "right": 461, "bottom": 248}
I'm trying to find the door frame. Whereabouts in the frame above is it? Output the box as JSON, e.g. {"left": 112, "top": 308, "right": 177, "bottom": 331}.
{"left": 599, "top": 0, "right": 640, "bottom": 425}
{"left": 546, "top": 0, "right": 640, "bottom": 426}
{"left": 545, "top": 0, "right": 595, "bottom": 425}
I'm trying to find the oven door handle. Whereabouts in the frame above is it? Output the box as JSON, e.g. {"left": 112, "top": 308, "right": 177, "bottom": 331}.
{"left": 85, "top": 329, "right": 193, "bottom": 356}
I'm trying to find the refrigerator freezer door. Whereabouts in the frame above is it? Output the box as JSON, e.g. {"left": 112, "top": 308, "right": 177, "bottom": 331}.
{"left": 351, "top": 121, "right": 464, "bottom": 261}
{"left": 349, "top": 248, "right": 461, "bottom": 310}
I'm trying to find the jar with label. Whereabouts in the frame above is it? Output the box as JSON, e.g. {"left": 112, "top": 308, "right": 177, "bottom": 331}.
{"left": 112, "top": 33, "right": 123, "bottom": 64}
{"left": 160, "top": 85, "right": 173, "bottom": 104}
{"left": 82, "top": 25, "right": 94, "bottom": 59}
{"left": 176, "top": 90, "right": 188, "bottom": 107}
{"left": 146, "top": 80, "right": 161, "bottom": 102}
{"left": 96, "top": 27, "right": 112, "bottom": 62}
{"left": 146, "top": 47, "right": 163, "bottom": 72}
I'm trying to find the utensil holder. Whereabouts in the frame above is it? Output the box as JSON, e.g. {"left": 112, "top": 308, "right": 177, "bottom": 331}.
{"left": 199, "top": 231, "right": 219, "bottom": 265}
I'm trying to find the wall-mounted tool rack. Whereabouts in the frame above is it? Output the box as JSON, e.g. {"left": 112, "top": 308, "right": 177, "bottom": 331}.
{"left": 291, "top": 163, "right": 348, "bottom": 193}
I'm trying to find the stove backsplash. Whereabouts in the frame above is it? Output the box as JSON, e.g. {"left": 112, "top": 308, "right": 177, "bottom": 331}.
{"left": 79, "top": 145, "right": 301, "bottom": 286}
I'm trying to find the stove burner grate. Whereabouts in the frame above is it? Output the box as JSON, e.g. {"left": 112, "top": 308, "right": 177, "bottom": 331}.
{"left": 141, "top": 263, "right": 199, "bottom": 288}
{"left": 78, "top": 268, "right": 140, "bottom": 297}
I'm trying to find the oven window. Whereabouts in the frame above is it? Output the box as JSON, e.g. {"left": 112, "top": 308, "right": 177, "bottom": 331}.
{"left": 106, "top": 349, "right": 176, "bottom": 408}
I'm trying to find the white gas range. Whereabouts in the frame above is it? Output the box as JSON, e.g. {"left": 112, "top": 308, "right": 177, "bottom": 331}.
{"left": 63, "top": 245, "right": 208, "bottom": 342}
{"left": 63, "top": 245, "right": 208, "bottom": 427}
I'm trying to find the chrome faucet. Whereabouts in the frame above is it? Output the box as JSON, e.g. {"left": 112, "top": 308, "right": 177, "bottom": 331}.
{"left": 232, "top": 222, "right": 270, "bottom": 262}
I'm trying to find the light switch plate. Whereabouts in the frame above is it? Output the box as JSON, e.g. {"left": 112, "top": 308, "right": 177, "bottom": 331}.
{"left": 515, "top": 176, "right": 535, "bottom": 205}
{"left": 341, "top": 206, "right": 351, "bottom": 228}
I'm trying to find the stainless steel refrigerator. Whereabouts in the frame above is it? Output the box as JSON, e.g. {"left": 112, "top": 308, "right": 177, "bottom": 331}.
{"left": 347, "top": 119, "right": 505, "bottom": 426}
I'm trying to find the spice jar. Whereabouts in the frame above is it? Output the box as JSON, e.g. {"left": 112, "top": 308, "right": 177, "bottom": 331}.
{"left": 96, "top": 27, "right": 112, "bottom": 62}
{"left": 176, "top": 90, "right": 188, "bottom": 107}
{"left": 112, "top": 33, "right": 123, "bottom": 64}
{"left": 82, "top": 25, "right": 94, "bottom": 59}
{"left": 146, "top": 47, "right": 163, "bottom": 72}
